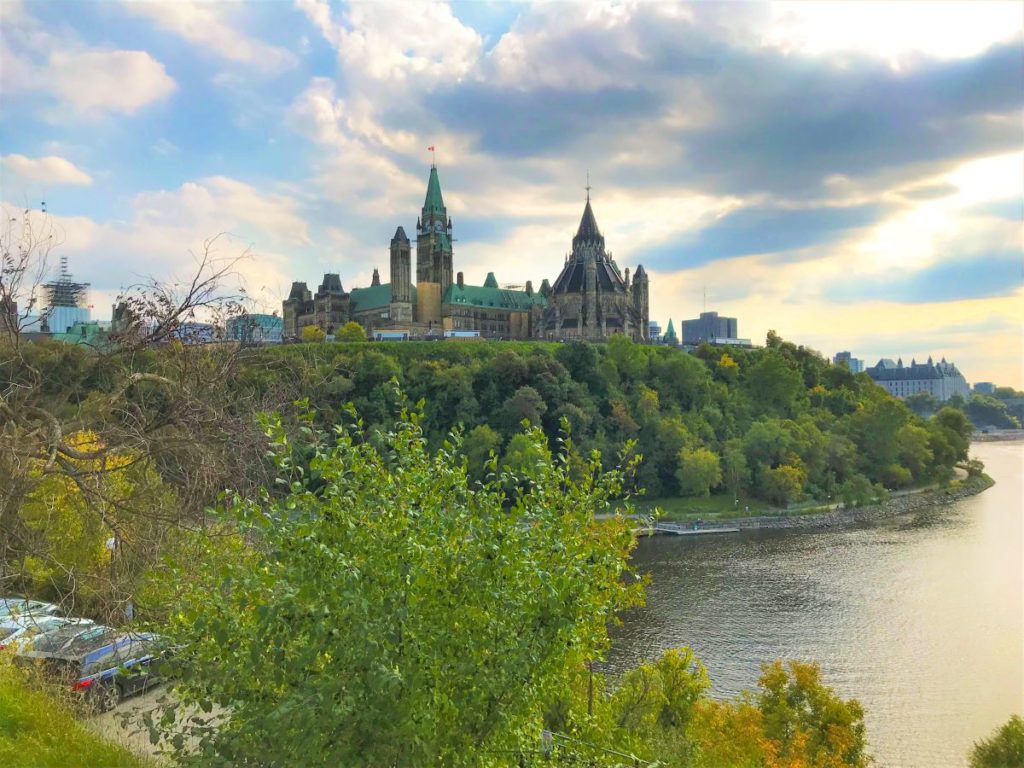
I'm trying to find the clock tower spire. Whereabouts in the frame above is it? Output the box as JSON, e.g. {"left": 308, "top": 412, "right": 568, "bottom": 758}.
{"left": 416, "top": 164, "right": 453, "bottom": 296}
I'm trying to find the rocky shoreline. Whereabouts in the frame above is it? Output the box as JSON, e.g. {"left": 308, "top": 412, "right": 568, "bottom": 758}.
{"left": 679, "top": 476, "right": 996, "bottom": 533}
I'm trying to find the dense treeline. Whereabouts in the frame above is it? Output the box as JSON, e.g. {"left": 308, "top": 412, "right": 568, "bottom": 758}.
{"left": 1, "top": 332, "right": 974, "bottom": 618}
{"left": 237, "top": 333, "right": 974, "bottom": 507}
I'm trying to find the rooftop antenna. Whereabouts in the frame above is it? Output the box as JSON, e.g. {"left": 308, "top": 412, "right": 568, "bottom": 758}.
{"left": 585, "top": 170, "right": 591, "bottom": 202}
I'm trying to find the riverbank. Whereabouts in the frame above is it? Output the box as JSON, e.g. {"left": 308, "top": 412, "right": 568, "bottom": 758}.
{"left": 973, "top": 429, "right": 1024, "bottom": 442}
{"left": 639, "top": 474, "right": 995, "bottom": 534}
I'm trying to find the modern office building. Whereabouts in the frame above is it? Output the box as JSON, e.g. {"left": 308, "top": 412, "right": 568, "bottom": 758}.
{"left": 680, "top": 311, "right": 750, "bottom": 346}
{"left": 832, "top": 351, "right": 864, "bottom": 374}
{"left": 226, "top": 313, "right": 283, "bottom": 344}
{"left": 973, "top": 382, "right": 995, "bottom": 394}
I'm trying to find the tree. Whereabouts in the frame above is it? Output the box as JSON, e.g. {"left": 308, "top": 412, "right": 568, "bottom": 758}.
{"left": 757, "top": 660, "right": 868, "bottom": 767}
{"left": 301, "top": 324, "right": 326, "bottom": 343}
{"left": 967, "top": 394, "right": 1020, "bottom": 429}
{"left": 1, "top": 220, "right": 269, "bottom": 618}
{"left": 150, "top": 405, "right": 642, "bottom": 766}
{"left": 904, "top": 391, "right": 940, "bottom": 418}
{"left": 760, "top": 463, "right": 806, "bottom": 507}
{"left": 461, "top": 424, "right": 501, "bottom": 482}
{"left": 933, "top": 406, "right": 973, "bottom": 463}
{"left": 970, "top": 715, "right": 1024, "bottom": 768}
{"left": 336, "top": 321, "right": 367, "bottom": 342}
{"left": 722, "top": 439, "right": 750, "bottom": 501}
{"left": 676, "top": 447, "right": 722, "bottom": 497}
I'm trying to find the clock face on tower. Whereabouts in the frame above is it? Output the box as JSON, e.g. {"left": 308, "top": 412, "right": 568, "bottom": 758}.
{"left": 433, "top": 220, "right": 444, "bottom": 233}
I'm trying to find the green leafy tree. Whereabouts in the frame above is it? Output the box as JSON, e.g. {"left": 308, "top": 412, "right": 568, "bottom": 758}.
{"left": 461, "top": 424, "right": 501, "bottom": 483}
{"left": 933, "top": 406, "right": 973, "bottom": 463}
{"left": 895, "top": 423, "right": 934, "bottom": 482}
{"left": 301, "top": 324, "right": 326, "bottom": 343}
{"left": 336, "top": 320, "right": 367, "bottom": 342}
{"left": 904, "top": 391, "right": 940, "bottom": 418}
{"left": 967, "top": 395, "right": 1020, "bottom": 429}
{"left": 970, "top": 714, "right": 1024, "bottom": 768}
{"left": 839, "top": 475, "right": 874, "bottom": 508}
{"left": 760, "top": 463, "right": 806, "bottom": 507}
{"left": 151, "top": 404, "right": 642, "bottom": 767}
{"left": 676, "top": 447, "right": 722, "bottom": 497}
{"left": 722, "top": 439, "right": 750, "bottom": 501}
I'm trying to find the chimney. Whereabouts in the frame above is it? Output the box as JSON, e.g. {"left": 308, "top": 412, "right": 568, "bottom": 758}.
{"left": 525, "top": 280, "right": 533, "bottom": 296}
{"left": 457, "top": 271, "right": 464, "bottom": 289}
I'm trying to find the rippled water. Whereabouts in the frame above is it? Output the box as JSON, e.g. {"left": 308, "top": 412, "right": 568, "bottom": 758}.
{"left": 609, "top": 441, "right": 1023, "bottom": 768}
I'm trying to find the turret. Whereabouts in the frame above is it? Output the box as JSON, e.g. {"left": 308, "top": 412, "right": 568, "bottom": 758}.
{"left": 633, "top": 264, "right": 649, "bottom": 341}
{"left": 371, "top": 268, "right": 381, "bottom": 287}
{"left": 390, "top": 226, "right": 411, "bottom": 304}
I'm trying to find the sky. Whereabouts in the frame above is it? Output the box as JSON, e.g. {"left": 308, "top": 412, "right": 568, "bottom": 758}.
{"left": 1, "top": 0, "right": 1022, "bottom": 386}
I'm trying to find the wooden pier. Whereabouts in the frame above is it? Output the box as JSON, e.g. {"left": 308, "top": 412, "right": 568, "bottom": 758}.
{"left": 638, "top": 522, "right": 741, "bottom": 537}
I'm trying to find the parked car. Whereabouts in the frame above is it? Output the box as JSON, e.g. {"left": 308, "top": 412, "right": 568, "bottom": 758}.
{"left": 0, "top": 616, "right": 95, "bottom": 652}
{"left": 24, "top": 624, "right": 118, "bottom": 656}
{"left": 17, "top": 630, "right": 164, "bottom": 711}
{"left": 0, "top": 598, "right": 62, "bottom": 620}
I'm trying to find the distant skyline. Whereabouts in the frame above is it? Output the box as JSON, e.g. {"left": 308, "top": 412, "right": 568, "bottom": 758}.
{"left": 1, "top": 0, "right": 1021, "bottom": 386}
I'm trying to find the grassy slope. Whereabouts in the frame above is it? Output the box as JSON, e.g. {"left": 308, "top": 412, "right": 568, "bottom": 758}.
{"left": 0, "top": 659, "right": 151, "bottom": 768}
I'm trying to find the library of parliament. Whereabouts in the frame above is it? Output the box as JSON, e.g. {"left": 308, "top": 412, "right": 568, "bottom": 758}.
{"left": 283, "top": 165, "right": 650, "bottom": 342}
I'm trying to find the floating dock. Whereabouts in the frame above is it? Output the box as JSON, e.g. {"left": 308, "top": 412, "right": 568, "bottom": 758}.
{"left": 637, "top": 522, "right": 742, "bottom": 537}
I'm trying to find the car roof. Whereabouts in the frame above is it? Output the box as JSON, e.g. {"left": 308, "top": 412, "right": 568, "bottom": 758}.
{"left": 27, "top": 624, "right": 117, "bottom": 655}
{"left": 0, "top": 614, "right": 66, "bottom": 630}
{"left": 0, "top": 599, "right": 60, "bottom": 618}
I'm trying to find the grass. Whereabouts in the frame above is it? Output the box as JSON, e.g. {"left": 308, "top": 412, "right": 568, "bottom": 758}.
{"left": 0, "top": 655, "right": 153, "bottom": 768}
{"left": 636, "top": 494, "right": 774, "bottom": 521}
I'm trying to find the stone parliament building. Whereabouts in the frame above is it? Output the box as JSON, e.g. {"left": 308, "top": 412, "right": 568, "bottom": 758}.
{"left": 283, "top": 165, "right": 650, "bottom": 342}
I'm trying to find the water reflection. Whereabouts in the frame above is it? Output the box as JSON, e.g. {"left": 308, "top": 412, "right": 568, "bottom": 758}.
{"left": 609, "top": 442, "right": 1023, "bottom": 768}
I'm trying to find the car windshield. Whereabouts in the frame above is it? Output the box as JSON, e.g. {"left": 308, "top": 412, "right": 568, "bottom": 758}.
{"left": 0, "top": 599, "right": 29, "bottom": 618}
{"left": 31, "top": 625, "right": 113, "bottom": 654}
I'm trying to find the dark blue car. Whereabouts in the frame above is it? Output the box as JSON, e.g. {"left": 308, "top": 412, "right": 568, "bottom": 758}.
{"left": 17, "top": 627, "right": 164, "bottom": 711}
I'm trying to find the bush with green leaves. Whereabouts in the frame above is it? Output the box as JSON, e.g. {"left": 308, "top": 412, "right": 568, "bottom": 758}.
{"left": 149, "top": 401, "right": 643, "bottom": 766}
{"left": 970, "top": 715, "right": 1024, "bottom": 768}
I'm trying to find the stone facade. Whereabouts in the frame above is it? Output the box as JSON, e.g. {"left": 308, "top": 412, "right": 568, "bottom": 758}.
{"left": 538, "top": 196, "right": 649, "bottom": 342}
{"left": 866, "top": 356, "right": 969, "bottom": 401}
{"left": 283, "top": 169, "right": 652, "bottom": 343}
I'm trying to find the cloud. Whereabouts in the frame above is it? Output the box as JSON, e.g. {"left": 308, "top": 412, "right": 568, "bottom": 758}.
{"left": 638, "top": 202, "right": 896, "bottom": 271}
{"left": 2, "top": 154, "right": 93, "bottom": 186}
{"left": 1, "top": 4, "right": 175, "bottom": 117}
{"left": 829, "top": 250, "right": 1024, "bottom": 304}
{"left": 47, "top": 50, "right": 176, "bottom": 116}
{"left": 297, "top": 0, "right": 482, "bottom": 91}
{"left": 123, "top": 1, "right": 297, "bottom": 73}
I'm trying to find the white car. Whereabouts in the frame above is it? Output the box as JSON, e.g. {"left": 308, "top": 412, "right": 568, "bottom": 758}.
{"left": 0, "top": 598, "right": 62, "bottom": 620}
{"left": 0, "top": 616, "right": 93, "bottom": 652}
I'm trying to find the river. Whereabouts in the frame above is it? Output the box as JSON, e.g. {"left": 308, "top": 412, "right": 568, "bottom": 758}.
{"left": 609, "top": 441, "right": 1023, "bottom": 768}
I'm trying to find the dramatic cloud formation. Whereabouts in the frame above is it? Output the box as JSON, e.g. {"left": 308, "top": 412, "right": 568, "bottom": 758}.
{"left": 2, "top": 154, "right": 93, "bottom": 186}
{"left": 1, "top": 0, "right": 1021, "bottom": 385}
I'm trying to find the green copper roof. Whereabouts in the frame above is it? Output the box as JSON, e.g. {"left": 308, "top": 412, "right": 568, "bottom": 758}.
{"left": 422, "top": 166, "right": 446, "bottom": 218}
{"left": 444, "top": 283, "right": 547, "bottom": 311}
{"left": 350, "top": 283, "right": 417, "bottom": 312}
{"left": 483, "top": 272, "right": 499, "bottom": 288}
{"left": 664, "top": 318, "right": 678, "bottom": 341}
{"left": 53, "top": 321, "right": 108, "bottom": 347}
